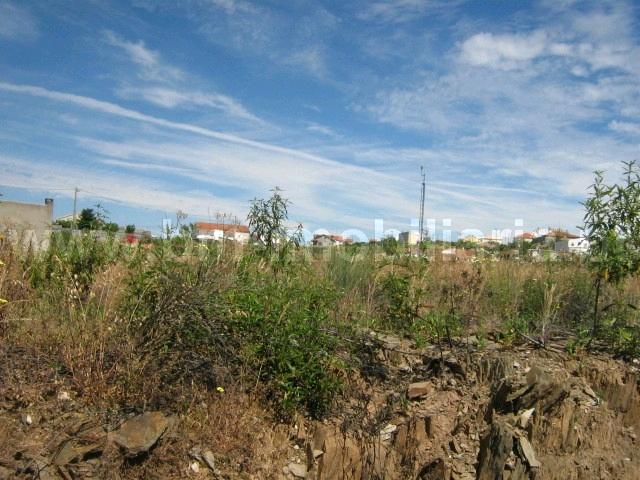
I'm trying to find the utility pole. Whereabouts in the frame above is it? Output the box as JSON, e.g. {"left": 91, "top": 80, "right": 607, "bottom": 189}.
{"left": 72, "top": 187, "right": 79, "bottom": 230}
{"left": 418, "top": 166, "right": 426, "bottom": 252}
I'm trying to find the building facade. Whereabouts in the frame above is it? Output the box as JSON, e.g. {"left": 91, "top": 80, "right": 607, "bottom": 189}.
{"left": 0, "top": 198, "right": 54, "bottom": 251}
{"left": 399, "top": 231, "right": 420, "bottom": 245}
{"left": 312, "top": 234, "right": 350, "bottom": 247}
{"left": 555, "top": 237, "right": 589, "bottom": 254}
{"left": 194, "top": 222, "right": 250, "bottom": 243}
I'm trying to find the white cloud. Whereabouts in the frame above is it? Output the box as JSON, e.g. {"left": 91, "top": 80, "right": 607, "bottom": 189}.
{"left": 208, "top": 0, "right": 253, "bottom": 15}
{"left": 285, "top": 46, "right": 328, "bottom": 78}
{"left": 104, "top": 32, "right": 265, "bottom": 125}
{"left": 357, "top": 0, "right": 459, "bottom": 23}
{"left": 459, "top": 31, "right": 549, "bottom": 70}
{"left": 305, "top": 122, "right": 339, "bottom": 137}
{"left": 194, "top": 3, "right": 338, "bottom": 80}
{"left": 104, "top": 31, "right": 184, "bottom": 82}
{"left": 609, "top": 121, "right": 640, "bottom": 136}
{"left": 0, "top": 82, "right": 422, "bottom": 229}
{"left": 0, "top": 2, "right": 38, "bottom": 41}
{"left": 0, "top": 81, "right": 570, "bottom": 233}
{"left": 117, "top": 86, "right": 263, "bottom": 124}
{"left": 0, "top": 153, "right": 240, "bottom": 218}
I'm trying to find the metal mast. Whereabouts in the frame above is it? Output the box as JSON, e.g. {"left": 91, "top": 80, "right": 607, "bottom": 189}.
{"left": 72, "top": 187, "right": 78, "bottom": 230}
{"left": 418, "top": 166, "right": 426, "bottom": 245}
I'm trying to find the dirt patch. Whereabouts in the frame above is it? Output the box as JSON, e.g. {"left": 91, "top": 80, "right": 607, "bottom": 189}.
{"left": 1, "top": 336, "right": 639, "bottom": 479}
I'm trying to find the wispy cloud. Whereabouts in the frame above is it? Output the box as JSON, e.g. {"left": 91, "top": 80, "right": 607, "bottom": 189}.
{"left": 0, "top": 80, "right": 561, "bottom": 233}
{"left": 0, "top": 82, "right": 417, "bottom": 228}
{"left": 104, "top": 31, "right": 184, "bottom": 82}
{"left": 357, "top": 0, "right": 461, "bottom": 23}
{"left": 104, "top": 31, "right": 264, "bottom": 125}
{"left": 285, "top": 46, "right": 328, "bottom": 79}
{"left": 117, "top": 86, "right": 264, "bottom": 124}
{"left": 0, "top": 153, "right": 240, "bottom": 219}
{"left": 305, "top": 122, "right": 340, "bottom": 138}
{"left": 459, "top": 31, "right": 551, "bottom": 70}
{"left": 0, "top": 82, "right": 295, "bottom": 158}
{"left": 0, "top": 2, "right": 38, "bottom": 42}
{"left": 2, "top": 0, "right": 638, "bottom": 235}
{"left": 609, "top": 120, "right": 640, "bottom": 136}
{"left": 192, "top": 1, "right": 338, "bottom": 80}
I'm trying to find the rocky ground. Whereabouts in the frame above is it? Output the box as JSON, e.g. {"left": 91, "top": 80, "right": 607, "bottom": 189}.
{"left": 1, "top": 333, "right": 639, "bottom": 479}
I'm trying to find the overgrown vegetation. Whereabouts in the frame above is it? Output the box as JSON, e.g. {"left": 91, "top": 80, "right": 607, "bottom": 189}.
{"left": 582, "top": 160, "right": 640, "bottom": 346}
{"left": 1, "top": 179, "right": 640, "bottom": 424}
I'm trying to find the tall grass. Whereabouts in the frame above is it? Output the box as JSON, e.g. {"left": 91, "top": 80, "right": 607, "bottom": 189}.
{"left": 1, "top": 233, "right": 639, "bottom": 421}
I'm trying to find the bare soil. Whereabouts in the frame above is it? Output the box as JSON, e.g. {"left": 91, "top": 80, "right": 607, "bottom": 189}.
{"left": 1, "top": 334, "right": 639, "bottom": 479}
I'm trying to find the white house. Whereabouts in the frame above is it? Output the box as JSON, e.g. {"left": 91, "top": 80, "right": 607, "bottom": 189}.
{"left": 399, "top": 230, "right": 420, "bottom": 245}
{"left": 195, "top": 222, "right": 250, "bottom": 244}
{"left": 555, "top": 237, "right": 589, "bottom": 254}
{"left": 312, "top": 234, "right": 350, "bottom": 247}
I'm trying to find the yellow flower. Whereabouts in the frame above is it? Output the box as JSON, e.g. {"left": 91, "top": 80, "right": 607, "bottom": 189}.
{"left": 216, "top": 386, "right": 225, "bottom": 393}
{"left": 0, "top": 260, "right": 4, "bottom": 266}
{"left": 0, "top": 299, "right": 7, "bottom": 305}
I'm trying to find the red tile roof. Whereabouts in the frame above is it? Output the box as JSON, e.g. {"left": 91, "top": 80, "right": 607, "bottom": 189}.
{"left": 313, "top": 234, "right": 353, "bottom": 244}
{"left": 195, "top": 222, "right": 249, "bottom": 233}
{"left": 516, "top": 232, "right": 535, "bottom": 239}
{"left": 548, "top": 229, "right": 579, "bottom": 239}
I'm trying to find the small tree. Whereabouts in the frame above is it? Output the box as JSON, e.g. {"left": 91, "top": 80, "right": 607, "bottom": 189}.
{"left": 248, "top": 187, "right": 301, "bottom": 258}
{"left": 104, "top": 222, "right": 119, "bottom": 234}
{"left": 125, "top": 225, "right": 136, "bottom": 234}
{"left": 77, "top": 208, "right": 96, "bottom": 230}
{"left": 381, "top": 236, "right": 398, "bottom": 256}
{"left": 582, "top": 161, "right": 640, "bottom": 340}
{"left": 249, "top": 187, "right": 287, "bottom": 251}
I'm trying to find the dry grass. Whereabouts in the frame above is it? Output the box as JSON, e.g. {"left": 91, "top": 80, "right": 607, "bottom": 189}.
{"left": 1, "top": 238, "right": 639, "bottom": 422}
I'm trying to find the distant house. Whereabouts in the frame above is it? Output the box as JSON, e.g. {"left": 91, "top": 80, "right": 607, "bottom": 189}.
{"left": 480, "top": 234, "right": 503, "bottom": 246}
{"left": 461, "top": 235, "right": 482, "bottom": 244}
{"left": 515, "top": 232, "right": 535, "bottom": 243}
{"left": 194, "top": 222, "right": 250, "bottom": 244}
{"left": 399, "top": 231, "right": 420, "bottom": 245}
{"left": 0, "top": 198, "right": 54, "bottom": 251}
{"left": 121, "top": 229, "right": 152, "bottom": 245}
{"left": 555, "top": 237, "right": 589, "bottom": 255}
{"left": 535, "top": 229, "right": 579, "bottom": 243}
{"left": 441, "top": 247, "right": 475, "bottom": 262}
{"left": 55, "top": 213, "right": 79, "bottom": 224}
{"left": 312, "top": 234, "right": 351, "bottom": 247}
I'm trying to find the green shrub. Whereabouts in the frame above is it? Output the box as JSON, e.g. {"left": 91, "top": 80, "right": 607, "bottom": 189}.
{"left": 227, "top": 263, "right": 342, "bottom": 419}
{"left": 410, "top": 310, "right": 461, "bottom": 349}
{"left": 28, "top": 232, "right": 123, "bottom": 295}
{"left": 379, "top": 273, "right": 416, "bottom": 332}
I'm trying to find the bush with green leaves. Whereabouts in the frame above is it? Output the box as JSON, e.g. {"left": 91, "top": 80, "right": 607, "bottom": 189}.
{"left": 582, "top": 161, "right": 640, "bottom": 350}
{"left": 379, "top": 272, "right": 418, "bottom": 332}
{"left": 28, "top": 232, "right": 124, "bottom": 295}
{"left": 226, "top": 261, "right": 342, "bottom": 419}
{"left": 381, "top": 236, "right": 398, "bottom": 256}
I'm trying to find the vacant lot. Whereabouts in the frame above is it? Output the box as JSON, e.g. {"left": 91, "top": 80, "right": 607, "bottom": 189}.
{"left": 1, "top": 235, "right": 638, "bottom": 479}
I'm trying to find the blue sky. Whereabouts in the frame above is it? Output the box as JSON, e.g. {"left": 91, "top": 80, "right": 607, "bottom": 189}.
{"left": 1, "top": 0, "right": 639, "bottom": 236}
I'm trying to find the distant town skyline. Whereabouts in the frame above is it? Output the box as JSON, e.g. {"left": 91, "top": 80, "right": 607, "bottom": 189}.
{"left": 1, "top": 0, "right": 639, "bottom": 236}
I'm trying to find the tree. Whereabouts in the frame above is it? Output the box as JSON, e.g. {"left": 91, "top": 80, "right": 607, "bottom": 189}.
{"left": 125, "top": 225, "right": 136, "bottom": 234}
{"left": 77, "top": 208, "right": 97, "bottom": 230}
{"left": 381, "top": 236, "right": 398, "bottom": 256}
{"left": 104, "top": 222, "right": 119, "bottom": 233}
{"left": 582, "top": 161, "right": 640, "bottom": 340}
{"left": 248, "top": 187, "right": 301, "bottom": 257}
